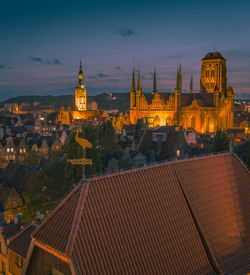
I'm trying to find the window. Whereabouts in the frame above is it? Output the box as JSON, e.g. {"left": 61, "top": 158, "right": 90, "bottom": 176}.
{"left": 7, "top": 148, "right": 10, "bottom": 153}
{"left": 15, "top": 255, "right": 23, "bottom": 268}
{"left": 10, "top": 148, "right": 14, "bottom": 152}
{"left": 1, "top": 261, "right": 6, "bottom": 274}
{"left": 11, "top": 200, "right": 17, "bottom": 208}
{"left": 20, "top": 149, "right": 22, "bottom": 153}
{"left": 176, "top": 150, "right": 180, "bottom": 157}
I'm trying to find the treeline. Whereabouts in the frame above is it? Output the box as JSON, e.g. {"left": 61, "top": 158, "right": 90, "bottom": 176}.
{"left": 21, "top": 122, "right": 130, "bottom": 221}
{"left": 1, "top": 92, "right": 130, "bottom": 112}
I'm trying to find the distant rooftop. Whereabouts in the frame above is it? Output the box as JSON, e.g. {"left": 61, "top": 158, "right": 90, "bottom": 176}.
{"left": 202, "top": 51, "right": 226, "bottom": 61}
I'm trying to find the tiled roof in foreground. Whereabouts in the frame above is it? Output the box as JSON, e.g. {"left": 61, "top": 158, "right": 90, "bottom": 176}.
{"left": 30, "top": 153, "right": 250, "bottom": 274}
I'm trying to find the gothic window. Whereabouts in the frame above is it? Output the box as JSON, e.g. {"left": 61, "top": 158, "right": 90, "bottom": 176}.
{"left": 191, "top": 116, "right": 196, "bottom": 130}
{"left": 166, "top": 116, "right": 171, "bottom": 126}
{"left": 206, "top": 117, "right": 210, "bottom": 132}
{"left": 153, "top": 116, "right": 160, "bottom": 128}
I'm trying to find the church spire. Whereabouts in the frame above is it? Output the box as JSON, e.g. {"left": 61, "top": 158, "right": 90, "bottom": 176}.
{"left": 137, "top": 66, "right": 142, "bottom": 91}
{"left": 153, "top": 67, "right": 157, "bottom": 93}
{"left": 78, "top": 59, "right": 84, "bottom": 88}
{"left": 175, "top": 63, "right": 182, "bottom": 92}
{"left": 131, "top": 68, "right": 136, "bottom": 93}
{"left": 79, "top": 59, "right": 83, "bottom": 74}
{"left": 189, "top": 74, "right": 193, "bottom": 93}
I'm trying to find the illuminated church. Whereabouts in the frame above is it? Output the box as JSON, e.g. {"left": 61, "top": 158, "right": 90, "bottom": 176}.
{"left": 130, "top": 52, "right": 234, "bottom": 133}
{"left": 58, "top": 61, "right": 99, "bottom": 124}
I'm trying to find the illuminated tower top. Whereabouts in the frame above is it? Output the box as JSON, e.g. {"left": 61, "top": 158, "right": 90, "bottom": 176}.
{"left": 75, "top": 60, "right": 87, "bottom": 111}
{"left": 200, "top": 52, "right": 227, "bottom": 93}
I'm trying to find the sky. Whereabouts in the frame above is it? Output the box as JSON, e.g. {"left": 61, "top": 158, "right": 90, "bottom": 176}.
{"left": 0, "top": 0, "right": 250, "bottom": 100}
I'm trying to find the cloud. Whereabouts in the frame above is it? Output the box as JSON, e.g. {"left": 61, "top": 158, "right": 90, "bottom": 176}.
{"left": 97, "top": 73, "right": 108, "bottom": 78}
{"left": 88, "top": 73, "right": 109, "bottom": 80}
{"left": 115, "top": 66, "right": 123, "bottom": 71}
{"left": 110, "top": 78, "right": 118, "bottom": 82}
{"left": 0, "top": 64, "right": 12, "bottom": 70}
{"left": 29, "top": 57, "right": 64, "bottom": 65}
{"left": 115, "top": 28, "right": 136, "bottom": 37}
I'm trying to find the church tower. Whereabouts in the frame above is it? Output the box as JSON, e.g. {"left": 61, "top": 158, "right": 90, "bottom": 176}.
{"left": 75, "top": 60, "right": 87, "bottom": 111}
{"left": 130, "top": 68, "right": 136, "bottom": 108}
{"left": 200, "top": 52, "right": 227, "bottom": 93}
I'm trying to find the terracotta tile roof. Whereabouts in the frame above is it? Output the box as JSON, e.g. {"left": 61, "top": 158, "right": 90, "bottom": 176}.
{"left": 8, "top": 224, "right": 37, "bottom": 258}
{"left": 173, "top": 154, "right": 250, "bottom": 274}
{"left": 0, "top": 185, "right": 13, "bottom": 207}
{"left": 1, "top": 223, "right": 22, "bottom": 239}
{"left": 30, "top": 153, "right": 250, "bottom": 274}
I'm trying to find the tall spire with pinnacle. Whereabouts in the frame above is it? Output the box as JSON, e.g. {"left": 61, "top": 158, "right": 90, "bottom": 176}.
{"left": 131, "top": 68, "right": 136, "bottom": 93}
{"left": 179, "top": 64, "right": 182, "bottom": 91}
{"left": 78, "top": 59, "right": 84, "bottom": 88}
{"left": 189, "top": 74, "right": 193, "bottom": 93}
{"left": 175, "top": 64, "right": 182, "bottom": 92}
{"left": 153, "top": 67, "right": 157, "bottom": 93}
{"left": 137, "top": 66, "right": 142, "bottom": 91}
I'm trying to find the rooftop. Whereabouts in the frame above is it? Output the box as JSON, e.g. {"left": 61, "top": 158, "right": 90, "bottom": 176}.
{"left": 27, "top": 153, "right": 250, "bottom": 274}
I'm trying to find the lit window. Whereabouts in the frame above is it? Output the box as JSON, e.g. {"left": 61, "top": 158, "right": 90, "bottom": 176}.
{"left": 23, "top": 148, "right": 26, "bottom": 153}
{"left": 11, "top": 148, "right": 14, "bottom": 152}
{"left": 176, "top": 150, "right": 180, "bottom": 157}
{"left": 20, "top": 149, "right": 22, "bottom": 153}
{"left": 11, "top": 200, "right": 17, "bottom": 208}
{"left": 7, "top": 148, "right": 10, "bottom": 152}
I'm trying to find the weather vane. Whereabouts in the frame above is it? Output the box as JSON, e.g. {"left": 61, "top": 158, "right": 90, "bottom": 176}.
{"left": 68, "top": 128, "right": 92, "bottom": 179}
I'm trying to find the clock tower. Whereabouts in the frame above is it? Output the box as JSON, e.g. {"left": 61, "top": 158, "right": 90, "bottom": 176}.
{"left": 75, "top": 60, "right": 87, "bottom": 111}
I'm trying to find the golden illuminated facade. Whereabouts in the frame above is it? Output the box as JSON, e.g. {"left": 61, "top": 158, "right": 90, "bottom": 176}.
{"left": 75, "top": 61, "right": 87, "bottom": 111}
{"left": 130, "top": 52, "right": 234, "bottom": 133}
{"left": 58, "top": 61, "right": 99, "bottom": 124}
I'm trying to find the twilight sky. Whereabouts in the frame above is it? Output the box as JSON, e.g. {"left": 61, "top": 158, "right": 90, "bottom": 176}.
{"left": 0, "top": 0, "right": 250, "bottom": 100}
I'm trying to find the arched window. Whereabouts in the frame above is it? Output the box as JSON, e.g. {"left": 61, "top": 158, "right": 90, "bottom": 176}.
{"left": 153, "top": 115, "right": 160, "bottom": 128}
{"left": 206, "top": 117, "right": 210, "bottom": 132}
{"left": 191, "top": 116, "right": 196, "bottom": 130}
{"left": 166, "top": 116, "right": 171, "bottom": 126}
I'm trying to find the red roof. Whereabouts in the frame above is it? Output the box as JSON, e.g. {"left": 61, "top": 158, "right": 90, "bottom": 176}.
{"left": 8, "top": 224, "right": 37, "bottom": 258}
{"left": 30, "top": 153, "right": 250, "bottom": 274}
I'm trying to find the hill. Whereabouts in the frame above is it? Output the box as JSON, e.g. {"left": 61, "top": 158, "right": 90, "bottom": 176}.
{"left": 1, "top": 93, "right": 130, "bottom": 113}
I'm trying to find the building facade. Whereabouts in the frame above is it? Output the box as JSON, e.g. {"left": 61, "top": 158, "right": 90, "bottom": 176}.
{"left": 57, "top": 61, "right": 100, "bottom": 124}
{"left": 130, "top": 52, "right": 234, "bottom": 133}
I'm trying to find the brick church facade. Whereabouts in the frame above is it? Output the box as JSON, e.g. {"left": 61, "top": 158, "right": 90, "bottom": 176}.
{"left": 130, "top": 52, "right": 234, "bottom": 133}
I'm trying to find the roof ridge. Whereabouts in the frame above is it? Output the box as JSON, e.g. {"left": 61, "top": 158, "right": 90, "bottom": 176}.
{"left": 88, "top": 153, "right": 233, "bottom": 183}
{"left": 65, "top": 180, "right": 90, "bottom": 257}
{"left": 32, "top": 183, "right": 82, "bottom": 238}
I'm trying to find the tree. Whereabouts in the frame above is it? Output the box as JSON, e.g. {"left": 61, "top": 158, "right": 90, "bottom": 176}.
{"left": 211, "top": 130, "right": 230, "bottom": 153}
{"left": 100, "top": 122, "right": 120, "bottom": 151}
{"left": 22, "top": 159, "right": 71, "bottom": 221}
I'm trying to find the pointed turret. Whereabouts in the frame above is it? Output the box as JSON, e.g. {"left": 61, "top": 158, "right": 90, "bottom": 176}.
{"left": 131, "top": 68, "right": 136, "bottom": 93}
{"left": 189, "top": 74, "right": 193, "bottom": 93}
{"left": 152, "top": 67, "right": 157, "bottom": 93}
{"left": 175, "top": 64, "right": 183, "bottom": 92}
{"left": 178, "top": 64, "right": 182, "bottom": 92}
{"left": 137, "top": 67, "right": 142, "bottom": 91}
